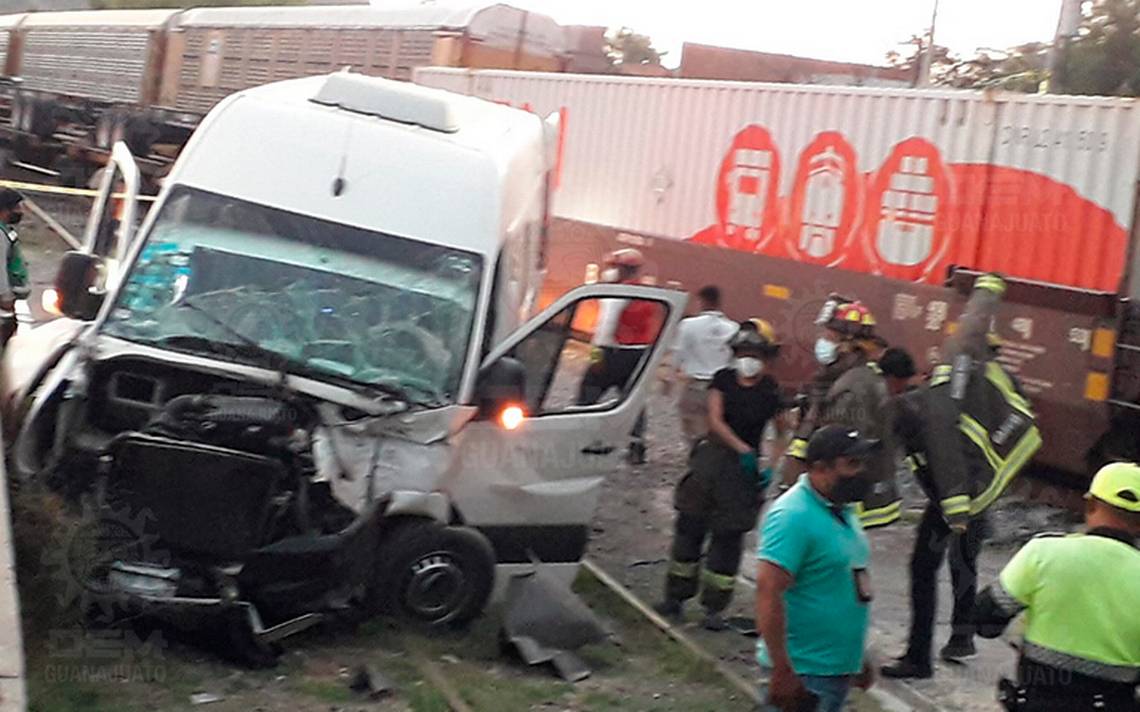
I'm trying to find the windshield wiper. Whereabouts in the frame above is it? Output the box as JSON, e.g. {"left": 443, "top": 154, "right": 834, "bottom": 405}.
{"left": 171, "top": 296, "right": 414, "bottom": 404}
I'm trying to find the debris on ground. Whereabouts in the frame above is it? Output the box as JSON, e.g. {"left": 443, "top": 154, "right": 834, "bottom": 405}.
{"left": 348, "top": 664, "right": 395, "bottom": 700}
{"left": 501, "top": 568, "right": 611, "bottom": 682}
{"left": 189, "top": 692, "right": 224, "bottom": 705}
{"left": 628, "top": 558, "right": 667, "bottom": 569}
{"left": 986, "top": 497, "right": 1084, "bottom": 546}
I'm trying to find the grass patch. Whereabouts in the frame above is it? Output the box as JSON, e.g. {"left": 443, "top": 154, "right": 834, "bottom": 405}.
{"left": 572, "top": 570, "right": 643, "bottom": 628}
{"left": 293, "top": 678, "right": 356, "bottom": 704}
{"left": 27, "top": 680, "right": 104, "bottom": 712}
{"left": 449, "top": 662, "right": 572, "bottom": 709}
{"left": 577, "top": 690, "right": 626, "bottom": 710}
{"left": 12, "top": 487, "right": 82, "bottom": 647}
{"left": 655, "top": 641, "right": 723, "bottom": 686}
{"left": 573, "top": 567, "right": 725, "bottom": 686}
{"left": 404, "top": 681, "right": 450, "bottom": 712}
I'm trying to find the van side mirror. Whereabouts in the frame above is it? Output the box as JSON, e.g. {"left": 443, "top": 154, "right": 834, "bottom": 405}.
{"left": 475, "top": 357, "right": 526, "bottom": 420}
{"left": 54, "top": 251, "right": 106, "bottom": 321}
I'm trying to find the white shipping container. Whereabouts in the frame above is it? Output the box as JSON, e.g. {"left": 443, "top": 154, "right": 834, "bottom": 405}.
{"left": 415, "top": 68, "right": 1140, "bottom": 294}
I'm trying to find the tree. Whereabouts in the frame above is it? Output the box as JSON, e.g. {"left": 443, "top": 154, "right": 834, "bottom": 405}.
{"left": 886, "top": 33, "right": 959, "bottom": 86}
{"left": 1056, "top": 0, "right": 1140, "bottom": 96}
{"left": 604, "top": 27, "right": 666, "bottom": 67}
{"left": 948, "top": 43, "right": 1050, "bottom": 92}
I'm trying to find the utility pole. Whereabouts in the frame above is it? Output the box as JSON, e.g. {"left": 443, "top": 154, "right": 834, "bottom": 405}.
{"left": 1044, "top": 0, "right": 1083, "bottom": 93}
{"left": 917, "top": 0, "right": 941, "bottom": 87}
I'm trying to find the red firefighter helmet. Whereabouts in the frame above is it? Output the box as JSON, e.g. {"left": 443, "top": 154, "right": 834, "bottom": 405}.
{"left": 825, "top": 301, "right": 877, "bottom": 339}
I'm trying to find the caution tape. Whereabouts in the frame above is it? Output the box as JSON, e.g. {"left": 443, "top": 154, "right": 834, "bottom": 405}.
{"left": 0, "top": 179, "right": 158, "bottom": 202}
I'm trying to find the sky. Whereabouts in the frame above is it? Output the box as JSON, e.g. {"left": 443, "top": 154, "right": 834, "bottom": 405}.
{"left": 389, "top": 0, "right": 1068, "bottom": 68}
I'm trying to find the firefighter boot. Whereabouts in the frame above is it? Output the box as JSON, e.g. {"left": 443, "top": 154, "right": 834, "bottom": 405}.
{"left": 653, "top": 598, "right": 684, "bottom": 622}
{"left": 662, "top": 513, "right": 706, "bottom": 620}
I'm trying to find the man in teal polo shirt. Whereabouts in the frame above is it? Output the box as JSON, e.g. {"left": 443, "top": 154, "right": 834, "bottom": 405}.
{"left": 756, "top": 425, "right": 878, "bottom": 712}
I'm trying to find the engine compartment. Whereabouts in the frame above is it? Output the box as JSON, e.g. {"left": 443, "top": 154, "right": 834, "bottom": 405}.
{"left": 38, "top": 357, "right": 377, "bottom": 621}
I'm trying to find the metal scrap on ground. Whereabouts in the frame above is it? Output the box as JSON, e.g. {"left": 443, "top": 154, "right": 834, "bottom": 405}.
{"left": 501, "top": 567, "right": 611, "bottom": 682}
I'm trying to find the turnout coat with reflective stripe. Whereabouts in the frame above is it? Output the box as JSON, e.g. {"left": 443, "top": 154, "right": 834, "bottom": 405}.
{"left": 901, "top": 277, "right": 1042, "bottom": 529}
{"left": 785, "top": 355, "right": 902, "bottom": 528}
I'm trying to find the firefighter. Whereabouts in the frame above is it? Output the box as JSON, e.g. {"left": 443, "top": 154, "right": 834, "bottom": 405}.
{"left": 577, "top": 248, "right": 656, "bottom": 464}
{"left": 779, "top": 298, "right": 901, "bottom": 528}
{"left": 657, "top": 320, "right": 785, "bottom": 631}
{"left": 0, "top": 188, "right": 30, "bottom": 349}
{"left": 882, "top": 273, "right": 1042, "bottom": 680}
{"left": 974, "top": 461, "right": 1140, "bottom": 712}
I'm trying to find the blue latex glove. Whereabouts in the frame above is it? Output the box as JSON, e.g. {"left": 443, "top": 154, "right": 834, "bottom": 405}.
{"left": 758, "top": 466, "right": 774, "bottom": 490}
{"left": 739, "top": 451, "right": 759, "bottom": 478}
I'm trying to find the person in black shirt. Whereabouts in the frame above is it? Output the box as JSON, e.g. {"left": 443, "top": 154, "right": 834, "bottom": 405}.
{"left": 657, "top": 319, "right": 785, "bottom": 631}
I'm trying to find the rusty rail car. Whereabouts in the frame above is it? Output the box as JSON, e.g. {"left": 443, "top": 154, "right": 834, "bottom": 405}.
{"left": 0, "top": 4, "right": 566, "bottom": 186}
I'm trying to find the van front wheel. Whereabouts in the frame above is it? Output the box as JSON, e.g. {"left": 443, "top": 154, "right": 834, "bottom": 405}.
{"left": 369, "top": 520, "right": 496, "bottom": 627}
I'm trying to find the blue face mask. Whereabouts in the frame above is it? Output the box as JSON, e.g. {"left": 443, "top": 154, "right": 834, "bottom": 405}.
{"left": 815, "top": 337, "right": 839, "bottom": 365}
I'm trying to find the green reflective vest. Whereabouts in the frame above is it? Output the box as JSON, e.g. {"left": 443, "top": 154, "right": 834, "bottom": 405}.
{"left": 1, "top": 223, "right": 28, "bottom": 294}
{"left": 1000, "top": 532, "right": 1140, "bottom": 681}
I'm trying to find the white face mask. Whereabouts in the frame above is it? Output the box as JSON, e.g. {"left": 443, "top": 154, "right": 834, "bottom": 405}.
{"left": 734, "top": 357, "right": 764, "bottom": 378}
{"left": 600, "top": 267, "right": 621, "bottom": 283}
{"left": 815, "top": 337, "right": 839, "bottom": 365}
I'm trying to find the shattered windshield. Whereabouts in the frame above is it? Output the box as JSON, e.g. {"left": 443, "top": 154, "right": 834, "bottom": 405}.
{"left": 101, "top": 186, "right": 482, "bottom": 406}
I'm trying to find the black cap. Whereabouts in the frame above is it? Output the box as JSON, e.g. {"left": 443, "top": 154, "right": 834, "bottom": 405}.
{"left": 806, "top": 425, "right": 881, "bottom": 464}
{"left": 0, "top": 188, "right": 22, "bottom": 211}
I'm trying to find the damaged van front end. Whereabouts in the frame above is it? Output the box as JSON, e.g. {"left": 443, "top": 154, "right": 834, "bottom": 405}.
{"left": 7, "top": 160, "right": 499, "bottom": 664}
{"left": 4, "top": 74, "right": 686, "bottom": 666}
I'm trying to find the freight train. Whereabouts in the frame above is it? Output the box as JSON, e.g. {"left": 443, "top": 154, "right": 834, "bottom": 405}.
{"left": 414, "top": 67, "right": 1140, "bottom": 484}
{"left": 0, "top": 4, "right": 566, "bottom": 186}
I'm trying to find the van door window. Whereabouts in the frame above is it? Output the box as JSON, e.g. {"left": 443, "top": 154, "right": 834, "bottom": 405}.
{"left": 508, "top": 296, "right": 666, "bottom": 415}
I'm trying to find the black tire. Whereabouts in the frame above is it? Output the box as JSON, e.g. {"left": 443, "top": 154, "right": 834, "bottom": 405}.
{"left": 367, "top": 520, "right": 495, "bottom": 628}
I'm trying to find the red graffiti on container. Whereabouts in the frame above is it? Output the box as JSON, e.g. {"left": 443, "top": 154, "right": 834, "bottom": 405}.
{"left": 715, "top": 125, "right": 782, "bottom": 252}
{"left": 863, "top": 137, "right": 952, "bottom": 283}
{"left": 689, "top": 127, "right": 1128, "bottom": 291}
{"left": 785, "top": 131, "right": 861, "bottom": 267}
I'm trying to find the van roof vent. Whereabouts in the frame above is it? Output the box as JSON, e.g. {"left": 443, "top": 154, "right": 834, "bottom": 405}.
{"left": 311, "top": 71, "right": 460, "bottom": 133}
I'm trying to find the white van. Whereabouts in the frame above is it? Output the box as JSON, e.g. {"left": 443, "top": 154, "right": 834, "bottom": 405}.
{"left": 3, "top": 73, "right": 684, "bottom": 659}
